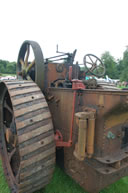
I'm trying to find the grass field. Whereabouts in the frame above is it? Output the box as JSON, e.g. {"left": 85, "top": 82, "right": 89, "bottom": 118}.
{"left": 1, "top": 160, "right": 128, "bottom": 193}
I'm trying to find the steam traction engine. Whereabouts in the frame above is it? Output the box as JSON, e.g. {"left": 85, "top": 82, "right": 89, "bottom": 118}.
{"left": 0, "top": 40, "right": 128, "bottom": 193}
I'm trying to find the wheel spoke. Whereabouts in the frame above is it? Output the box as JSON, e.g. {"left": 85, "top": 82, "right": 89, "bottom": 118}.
{"left": 26, "top": 59, "right": 35, "bottom": 73}
{"left": 19, "top": 58, "right": 25, "bottom": 69}
{"left": 86, "top": 61, "right": 93, "bottom": 66}
{"left": 25, "top": 45, "right": 30, "bottom": 68}
{"left": 5, "top": 128, "right": 16, "bottom": 146}
{"left": 4, "top": 100, "right": 13, "bottom": 114}
{"left": 88, "top": 56, "right": 94, "bottom": 64}
{"left": 95, "top": 58, "right": 98, "bottom": 64}
{"left": 90, "top": 64, "right": 97, "bottom": 71}
{"left": 8, "top": 148, "right": 16, "bottom": 162}
{"left": 12, "top": 135, "right": 17, "bottom": 147}
{"left": 5, "top": 128, "right": 12, "bottom": 143}
{"left": 16, "top": 166, "right": 20, "bottom": 182}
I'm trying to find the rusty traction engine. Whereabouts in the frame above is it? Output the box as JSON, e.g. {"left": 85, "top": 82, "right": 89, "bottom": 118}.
{"left": 0, "top": 40, "right": 128, "bottom": 193}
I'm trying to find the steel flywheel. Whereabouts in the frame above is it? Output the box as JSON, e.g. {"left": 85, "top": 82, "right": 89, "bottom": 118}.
{"left": 17, "top": 40, "right": 45, "bottom": 90}
{"left": 0, "top": 80, "right": 55, "bottom": 193}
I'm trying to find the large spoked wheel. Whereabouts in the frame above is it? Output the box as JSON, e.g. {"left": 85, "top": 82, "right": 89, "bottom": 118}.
{"left": 0, "top": 80, "right": 55, "bottom": 193}
{"left": 17, "top": 40, "right": 45, "bottom": 90}
{"left": 83, "top": 54, "right": 105, "bottom": 77}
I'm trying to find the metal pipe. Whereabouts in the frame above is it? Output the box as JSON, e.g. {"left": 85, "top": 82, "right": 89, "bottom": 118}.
{"left": 69, "top": 91, "right": 76, "bottom": 144}
{"left": 77, "top": 119, "right": 87, "bottom": 160}
{"left": 87, "top": 118, "right": 95, "bottom": 158}
{"left": 46, "top": 54, "right": 68, "bottom": 60}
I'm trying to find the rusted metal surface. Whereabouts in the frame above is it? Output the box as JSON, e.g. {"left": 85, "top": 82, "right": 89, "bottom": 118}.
{"left": 55, "top": 90, "right": 76, "bottom": 147}
{"left": 0, "top": 80, "right": 55, "bottom": 193}
{"left": 48, "top": 87, "right": 128, "bottom": 192}
{"left": 72, "top": 80, "right": 85, "bottom": 90}
{"left": 46, "top": 63, "right": 67, "bottom": 88}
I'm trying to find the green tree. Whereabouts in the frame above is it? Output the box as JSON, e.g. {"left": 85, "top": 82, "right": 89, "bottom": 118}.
{"left": 0, "top": 60, "right": 16, "bottom": 74}
{"left": 120, "top": 48, "right": 128, "bottom": 81}
{"left": 101, "top": 51, "right": 118, "bottom": 79}
{"left": 6, "top": 62, "right": 16, "bottom": 74}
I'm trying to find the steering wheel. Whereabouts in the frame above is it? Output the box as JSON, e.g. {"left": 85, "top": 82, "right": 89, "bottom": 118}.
{"left": 83, "top": 54, "right": 105, "bottom": 77}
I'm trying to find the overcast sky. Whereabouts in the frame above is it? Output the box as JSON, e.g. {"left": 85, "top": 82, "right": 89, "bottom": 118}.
{"left": 0, "top": 0, "right": 128, "bottom": 63}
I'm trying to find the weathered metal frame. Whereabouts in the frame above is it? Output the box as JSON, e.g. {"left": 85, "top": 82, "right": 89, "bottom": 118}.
{"left": 48, "top": 87, "right": 128, "bottom": 193}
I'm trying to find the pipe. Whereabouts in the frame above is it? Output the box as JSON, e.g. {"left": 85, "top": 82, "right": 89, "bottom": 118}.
{"left": 69, "top": 91, "right": 76, "bottom": 144}
{"left": 77, "top": 119, "right": 87, "bottom": 159}
{"left": 87, "top": 118, "right": 95, "bottom": 158}
{"left": 74, "top": 110, "right": 96, "bottom": 161}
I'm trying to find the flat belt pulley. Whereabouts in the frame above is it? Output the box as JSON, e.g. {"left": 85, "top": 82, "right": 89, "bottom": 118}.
{"left": 0, "top": 80, "right": 55, "bottom": 193}
{"left": 17, "top": 40, "right": 45, "bottom": 90}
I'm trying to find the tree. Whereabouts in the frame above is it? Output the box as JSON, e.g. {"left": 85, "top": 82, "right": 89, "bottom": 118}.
{"left": 0, "top": 60, "right": 16, "bottom": 74}
{"left": 120, "top": 48, "right": 128, "bottom": 81}
{"left": 101, "top": 51, "right": 118, "bottom": 79}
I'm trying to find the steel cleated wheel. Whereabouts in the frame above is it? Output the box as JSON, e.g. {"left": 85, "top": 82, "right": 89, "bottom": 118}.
{"left": 0, "top": 80, "right": 55, "bottom": 193}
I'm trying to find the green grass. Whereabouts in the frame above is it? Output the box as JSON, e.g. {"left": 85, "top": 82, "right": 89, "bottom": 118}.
{"left": 0, "top": 160, "right": 128, "bottom": 193}
{"left": 0, "top": 160, "right": 10, "bottom": 193}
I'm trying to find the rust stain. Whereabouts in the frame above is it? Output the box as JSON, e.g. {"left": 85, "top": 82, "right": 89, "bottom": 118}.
{"left": 98, "top": 95, "right": 104, "bottom": 107}
{"left": 105, "top": 112, "right": 128, "bottom": 129}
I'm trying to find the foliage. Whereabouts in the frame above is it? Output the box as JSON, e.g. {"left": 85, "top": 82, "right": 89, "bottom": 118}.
{"left": 119, "top": 48, "right": 128, "bottom": 81}
{"left": 101, "top": 48, "right": 128, "bottom": 81}
{"left": 101, "top": 51, "right": 118, "bottom": 79}
{"left": 0, "top": 160, "right": 10, "bottom": 193}
{"left": 0, "top": 60, "right": 16, "bottom": 75}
